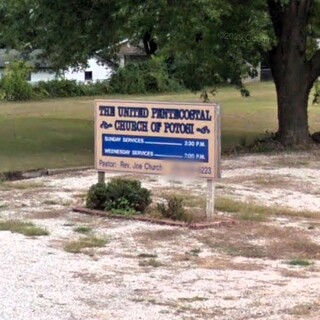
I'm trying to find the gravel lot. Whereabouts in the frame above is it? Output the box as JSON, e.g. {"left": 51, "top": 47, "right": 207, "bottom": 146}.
{"left": 0, "top": 152, "right": 320, "bottom": 320}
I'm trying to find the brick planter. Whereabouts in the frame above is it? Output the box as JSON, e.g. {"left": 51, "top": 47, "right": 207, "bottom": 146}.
{"left": 72, "top": 207, "right": 236, "bottom": 230}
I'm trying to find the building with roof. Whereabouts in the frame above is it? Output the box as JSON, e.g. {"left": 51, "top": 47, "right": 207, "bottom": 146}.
{"left": 0, "top": 49, "right": 113, "bottom": 83}
{"left": 0, "top": 41, "right": 148, "bottom": 84}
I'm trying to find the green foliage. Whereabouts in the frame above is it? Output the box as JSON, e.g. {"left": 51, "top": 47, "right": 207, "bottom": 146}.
{"left": 36, "top": 79, "right": 84, "bottom": 98}
{"left": 109, "top": 58, "right": 184, "bottom": 94}
{"left": 288, "top": 259, "right": 313, "bottom": 267}
{"left": 0, "top": 59, "right": 111, "bottom": 101}
{"left": 3, "top": 0, "right": 320, "bottom": 145}
{"left": 86, "top": 179, "right": 151, "bottom": 214}
{"left": 2, "top": 0, "right": 121, "bottom": 70}
{"left": 157, "top": 195, "right": 187, "bottom": 221}
{"left": 64, "top": 236, "right": 108, "bottom": 254}
{"left": 0, "top": 60, "right": 34, "bottom": 101}
{"left": 104, "top": 178, "right": 151, "bottom": 214}
{"left": 313, "top": 80, "right": 320, "bottom": 105}
{"left": 73, "top": 225, "right": 93, "bottom": 234}
{"left": 86, "top": 183, "right": 108, "bottom": 211}
{"left": 35, "top": 79, "right": 110, "bottom": 98}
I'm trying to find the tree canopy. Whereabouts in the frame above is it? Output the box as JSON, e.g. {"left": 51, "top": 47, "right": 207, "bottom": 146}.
{"left": 2, "top": 0, "right": 320, "bottom": 145}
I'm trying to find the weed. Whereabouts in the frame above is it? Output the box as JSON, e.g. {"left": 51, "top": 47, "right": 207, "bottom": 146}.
{"left": 63, "top": 222, "right": 75, "bottom": 227}
{"left": 43, "top": 200, "right": 60, "bottom": 206}
{"left": 188, "top": 248, "right": 201, "bottom": 256}
{"left": 0, "top": 181, "right": 44, "bottom": 190}
{"left": 73, "top": 225, "right": 93, "bottom": 234}
{"left": 138, "top": 253, "right": 158, "bottom": 258}
{"left": 178, "top": 296, "right": 208, "bottom": 302}
{"left": 160, "top": 190, "right": 206, "bottom": 209}
{"left": 139, "top": 258, "right": 163, "bottom": 268}
{"left": 288, "top": 259, "right": 313, "bottom": 267}
{"left": 157, "top": 195, "right": 191, "bottom": 222}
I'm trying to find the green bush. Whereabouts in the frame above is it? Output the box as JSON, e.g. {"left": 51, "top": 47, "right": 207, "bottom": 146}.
{"left": 109, "top": 58, "right": 184, "bottom": 94}
{"left": 86, "top": 179, "right": 151, "bottom": 214}
{"left": 81, "top": 81, "right": 110, "bottom": 96}
{"left": 104, "top": 178, "right": 151, "bottom": 214}
{"left": 157, "top": 196, "right": 188, "bottom": 221}
{"left": 36, "top": 79, "right": 84, "bottom": 97}
{"left": 0, "top": 60, "right": 34, "bottom": 101}
{"left": 35, "top": 79, "right": 110, "bottom": 98}
{"left": 86, "top": 183, "right": 108, "bottom": 210}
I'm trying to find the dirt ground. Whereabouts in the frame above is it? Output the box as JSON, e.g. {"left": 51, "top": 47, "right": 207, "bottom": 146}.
{"left": 0, "top": 151, "right": 320, "bottom": 320}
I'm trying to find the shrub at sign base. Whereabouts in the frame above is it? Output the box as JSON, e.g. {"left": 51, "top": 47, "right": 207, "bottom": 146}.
{"left": 157, "top": 196, "right": 186, "bottom": 221}
{"left": 86, "top": 179, "right": 151, "bottom": 215}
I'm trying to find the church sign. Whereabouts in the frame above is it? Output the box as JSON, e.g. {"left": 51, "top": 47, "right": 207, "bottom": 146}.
{"left": 95, "top": 100, "right": 221, "bottom": 180}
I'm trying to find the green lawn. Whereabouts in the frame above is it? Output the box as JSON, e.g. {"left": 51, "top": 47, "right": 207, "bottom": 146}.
{"left": 0, "top": 82, "right": 319, "bottom": 172}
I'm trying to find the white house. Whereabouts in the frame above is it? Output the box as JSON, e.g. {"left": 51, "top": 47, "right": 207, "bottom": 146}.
{"left": 63, "top": 58, "right": 113, "bottom": 83}
{"left": 0, "top": 49, "right": 113, "bottom": 84}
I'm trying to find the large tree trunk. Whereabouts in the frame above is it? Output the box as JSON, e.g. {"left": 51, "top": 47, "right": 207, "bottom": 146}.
{"left": 276, "top": 86, "right": 310, "bottom": 145}
{"left": 272, "top": 61, "right": 312, "bottom": 145}
{"left": 267, "top": 0, "right": 315, "bottom": 146}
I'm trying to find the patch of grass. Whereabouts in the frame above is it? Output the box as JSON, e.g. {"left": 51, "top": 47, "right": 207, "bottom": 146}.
{"left": 42, "top": 199, "right": 72, "bottom": 207}
{"left": 1, "top": 82, "right": 319, "bottom": 172}
{"left": 288, "top": 258, "right": 313, "bottom": 267}
{"left": 0, "top": 220, "right": 49, "bottom": 236}
{"left": 42, "top": 199, "right": 60, "bottom": 206}
{"left": 73, "top": 225, "right": 93, "bottom": 234}
{"left": 218, "top": 242, "right": 267, "bottom": 258}
{"left": 138, "top": 253, "right": 158, "bottom": 258}
{"left": 197, "top": 222, "right": 320, "bottom": 261}
{"left": 160, "top": 190, "right": 206, "bottom": 210}
{"left": 0, "top": 181, "right": 44, "bottom": 190}
{"left": 27, "top": 210, "right": 65, "bottom": 220}
{"left": 238, "top": 212, "right": 267, "bottom": 222}
{"left": 252, "top": 175, "right": 291, "bottom": 188}
{"left": 158, "top": 193, "right": 268, "bottom": 221}
{"left": 63, "top": 222, "right": 75, "bottom": 227}
{"left": 216, "top": 197, "right": 320, "bottom": 219}
{"left": 139, "top": 258, "right": 163, "bottom": 268}
{"left": 188, "top": 248, "right": 201, "bottom": 256}
{"left": 74, "top": 192, "right": 87, "bottom": 200}
{"left": 178, "top": 296, "right": 208, "bottom": 302}
{"left": 195, "top": 256, "right": 264, "bottom": 270}
{"left": 288, "top": 301, "right": 320, "bottom": 316}
{"left": 279, "top": 269, "right": 308, "bottom": 278}
{"left": 64, "top": 235, "right": 108, "bottom": 253}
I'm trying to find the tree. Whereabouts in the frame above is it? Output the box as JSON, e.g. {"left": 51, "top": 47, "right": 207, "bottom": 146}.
{"left": 120, "top": 0, "right": 320, "bottom": 145}
{"left": 267, "top": 0, "right": 320, "bottom": 145}
{"left": 2, "top": 0, "right": 320, "bottom": 145}
{"left": 1, "top": 0, "right": 123, "bottom": 69}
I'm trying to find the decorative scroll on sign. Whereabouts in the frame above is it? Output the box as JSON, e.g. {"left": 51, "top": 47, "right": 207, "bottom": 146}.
{"left": 95, "top": 100, "right": 221, "bottom": 179}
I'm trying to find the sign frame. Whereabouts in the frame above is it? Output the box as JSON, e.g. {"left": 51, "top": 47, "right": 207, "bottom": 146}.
{"left": 94, "top": 100, "right": 221, "bottom": 218}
